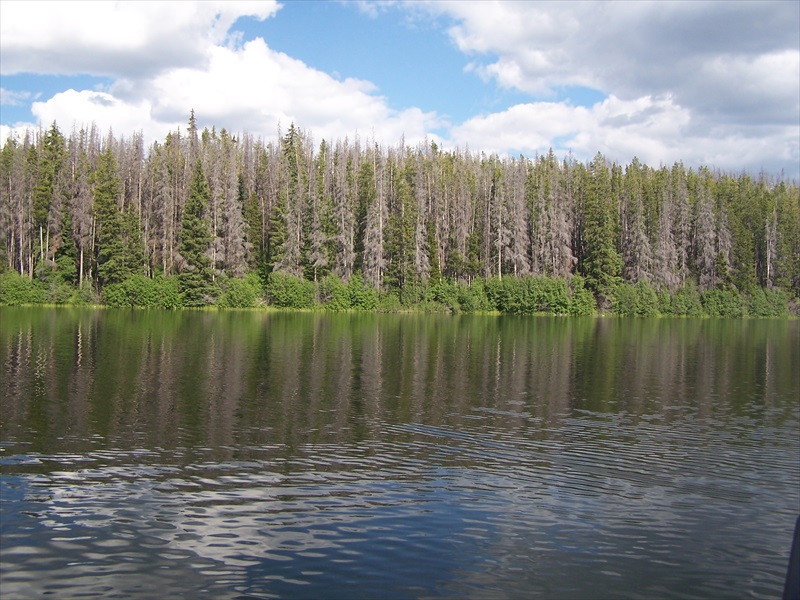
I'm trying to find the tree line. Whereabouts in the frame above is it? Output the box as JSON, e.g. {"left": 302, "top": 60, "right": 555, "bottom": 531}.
{"left": 1, "top": 114, "right": 798, "bottom": 315}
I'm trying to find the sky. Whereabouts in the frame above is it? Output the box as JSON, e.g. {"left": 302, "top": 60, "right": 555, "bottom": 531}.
{"left": 0, "top": 0, "right": 798, "bottom": 178}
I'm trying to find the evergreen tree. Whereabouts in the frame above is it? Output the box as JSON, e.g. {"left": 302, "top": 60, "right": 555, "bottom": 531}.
{"left": 621, "top": 158, "right": 653, "bottom": 283}
{"left": 773, "top": 182, "right": 800, "bottom": 295}
{"left": 267, "top": 124, "right": 305, "bottom": 276}
{"left": 303, "top": 140, "right": 334, "bottom": 282}
{"left": 123, "top": 204, "right": 147, "bottom": 278}
{"left": 93, "top": 147, "right": 129, "bottom": 286}
{"left": 242, "top": 174, "right": 266, "bottom": 271}
{"left": 383, "top": 156, "right": 418, "bottom": 293}
{"left": 580, "top": 153, "right": 622, "bottom": 297}
{"left": 179, "top": 160, "right": 215, "bottom": 305}
{"left": 354, "top": 158, "right": 375, "bottom": 273}
{"left": 55, "top": 202, "right": 79, "bottom": 286}
{"left": 32, "top": 122, "right": 66, "bottom": 268}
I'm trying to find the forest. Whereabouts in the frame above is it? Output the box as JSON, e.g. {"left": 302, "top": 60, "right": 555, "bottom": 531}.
{"left": 1, "top": 113, "right": 798, "bottom": 316}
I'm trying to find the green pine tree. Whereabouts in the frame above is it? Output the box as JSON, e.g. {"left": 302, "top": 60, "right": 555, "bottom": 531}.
{"left": 93, "top": 147, "right": 128, "bottom": 287}
{"left": 354, "top": 159, "right": 375, "bottom": 272}
{"left": 580, "top": 153, "right": 622, "bottom": 298}
{"left": 267, "top": 123, "right": 303, "bottom": 275}
{"left": 32, "top": 122, "right": 66, "bottom": 267}
{"left": 383, "top": 159, "right": 417, "bottom": 294}
{"left": 179, "top": 160, "right": 215, "bottom": 305}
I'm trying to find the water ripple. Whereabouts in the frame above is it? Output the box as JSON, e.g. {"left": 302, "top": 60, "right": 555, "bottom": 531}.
{"left": 3, "top": 376, "right": 798, "bottom": 596}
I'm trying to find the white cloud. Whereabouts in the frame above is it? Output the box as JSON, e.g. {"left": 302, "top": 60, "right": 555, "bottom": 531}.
{"left": 448, "top": 96, "right": 689, "bottom": 163}
{"left": 446, "top": 94, "right": 799, "bottom": 175}
{"left": 2, "top": 0, "right": 436, "bottom": 149}
{"left": 28, "top": 38, "right": 440, "bottom": 149}
{"left": 348, "top": 0, "right": 402, "bottom": 19}
{"left": 1, "top": 0, "right": 797, "bottom": 177}
{"left": 31, "top": 90, "right": 160, "bottom": 141}
{"left": 688, "top": 50, "right": 800, "bottom": 126}
{"left": 0, "top": 87, "right": 32, "bottom": 106}
{"left": 420, "top": 0, "right": 800, "bottom": 174}
{"left": 462, "top": 2, "right": 796, "bottom": 119}
{"left": 433, "top": 0, "right": 800, "bottom": 119}
{"left": 0, "top": 124, "right": 16, "bottom": 144}
{"left": 0, "top": 1, "right": 280, "bottom": 76}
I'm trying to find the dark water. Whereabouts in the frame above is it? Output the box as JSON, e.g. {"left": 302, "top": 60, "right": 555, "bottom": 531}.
{"left": 1, "top": 308, "right": 798, "bottom": 599}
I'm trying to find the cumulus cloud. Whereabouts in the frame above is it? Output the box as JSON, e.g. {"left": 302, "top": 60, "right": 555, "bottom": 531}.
{"left": 1, "top": 0, "right": 797, "bottom": 176}
{"left": 0, "top": 1, "right": 280, "bottom": 77}
{"left": 434, "top": 1, "right": 799, "bottom": 121}
{"left": 31, "top": 90, "right": 159, "bottom": 141}
{"left": 423, "top": 0, "right": 799, "bottom": 174}
{"left": 447, "top": 95, "right": 798, "bottom": 175}
{"left": 27, "top": 38, "right": 440, "bottom": 149}
{"left": 2, "top": 0, "right": 437, "bottom": 148}
{"left": 449, "top": 96, "right": 688, "bottom": 163}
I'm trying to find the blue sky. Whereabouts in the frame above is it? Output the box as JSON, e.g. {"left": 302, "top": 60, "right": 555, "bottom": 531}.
{"left": 1, "top": 1, "right": 798, "bottom": 177}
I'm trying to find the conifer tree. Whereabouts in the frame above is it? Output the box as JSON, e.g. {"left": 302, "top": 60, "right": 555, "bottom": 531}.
{"left": 580, "top": 153, "right": 622, "bottom": 296}
{"left": 93, "top": 147, "right": 128, "bottom": 286}
{"left": 383, "top": 156, "right": 417, "bottom": 293}
{"left": 353, "top": 156, "right": 373, "bottom": 273}
{"left": 32, "top": 122, "right": 66, "bottom": 267}
{"left": 268, "top": 124, "right": 304, "bottom": 275}
{"left": 179, "top": 159, "right": 214, "bottom": 305}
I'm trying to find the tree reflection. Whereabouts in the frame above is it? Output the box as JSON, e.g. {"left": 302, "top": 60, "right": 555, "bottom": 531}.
{"left": 1, "top": 308, "right": 797, "bottom": 457}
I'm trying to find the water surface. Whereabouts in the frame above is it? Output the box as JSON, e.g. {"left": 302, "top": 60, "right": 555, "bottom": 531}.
{"left": 1, "top": 308, "right": 798, "bottom": 599}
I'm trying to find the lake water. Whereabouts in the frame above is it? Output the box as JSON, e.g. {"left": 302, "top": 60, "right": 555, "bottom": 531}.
{"left": 1, "top": 308, "right": 798, "bottom": 599}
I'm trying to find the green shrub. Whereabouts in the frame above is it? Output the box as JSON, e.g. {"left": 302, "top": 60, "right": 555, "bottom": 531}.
{"left": 568, "top": 275, "right": 596, "bottom": 316}
{"left": 399, "top": 281, "right": 427, "bottom": 307}
{"left": 456, "top": 279, "right": 492, "bottom": 313}
{"left": 612, "top": 280, "right": 661, "bottom": 316}
{"left": 612, "top": 282, "right": 638, "bottom": 316}
{"left": 103, "top": 274, "right": 154, "bottom": 307}
{"left": 747, "top": 287, "right": 789, "bottom": 317}
{"left": 154, "top": 276, "right": 183, "bottom": 309}
{"left": 69, "top": 282, "right": 99, "bottom": 306}
{"left": 266, "top": 271, "right": 315, "bottom": 309}
{"left": 510, "top": 277, "right": 541, "bottom": 314}
{"left": 102, "top": 274, "right": 183, "bottom": 309}
{"left": 378, "top": 290, "right": 402, "bottom": 312}
{"left": 430, "top": 278, "right": 459, "bottom": 311}
{"left": 764, "top": 288, "right": 790, "bottom": 317}
{"left": 701, "top": 287, "right": 744, "bottom": 317}
{"left": 657, "top": 288, "right": 672, "bottom": 314}
{"left": 484, "top": 275, "right": 586, "bottom": 315}
{"left": 347, "top": 273, "right": 379, "bottom": 311}
{"left": 634, "top": 281, "right": 659, "bottom": 316}
{"left": 46, "top": 281, "right": 76, "bottom": 304}
{"left": 102, "top": 283, "right": 129, "bottom": 307}
{"left": 0, "top": 271, "right": 47, "bottom": 305}
{"left": 54, "top": 254, "right": 78, "bottom": 286}
{"left": 219, "top": 273, "right": 263, "bottom": 308}
{"left": 484, "top": 277, "right": 515, "bottom": 313}
{"left": 670, "top": 283, "right": 703, "bottom": 316}
{"left": 537, "top": 277, "right": 571, "bottom": 314}
{"left": 319, "top": 274, "right": 350, "bottom": 311}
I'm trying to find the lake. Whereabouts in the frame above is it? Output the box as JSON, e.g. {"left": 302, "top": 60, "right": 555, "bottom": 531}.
{"left": 1, "top": 308, "right": 798, "bottom": 599}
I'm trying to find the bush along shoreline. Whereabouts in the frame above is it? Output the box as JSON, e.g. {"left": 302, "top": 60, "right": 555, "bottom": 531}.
{"left": 1, "top": 269, "right": 794, "bottom": 317}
